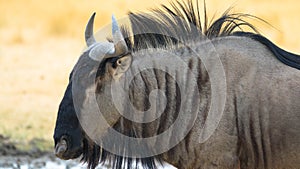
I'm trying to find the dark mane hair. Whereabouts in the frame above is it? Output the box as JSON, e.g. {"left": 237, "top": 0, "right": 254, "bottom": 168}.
{"left": 122, "top": 0, "right": 300, "bottom": 69}
{"left": 125, "top": 1, "right": 262, "bottom": 50}
{"left": 81, "top": 1, "right": 300, "bottom": 169}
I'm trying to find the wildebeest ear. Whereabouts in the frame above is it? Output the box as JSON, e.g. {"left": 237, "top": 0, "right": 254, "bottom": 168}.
{"left": 109, "top": 55, "right": 132, "bottom": 80}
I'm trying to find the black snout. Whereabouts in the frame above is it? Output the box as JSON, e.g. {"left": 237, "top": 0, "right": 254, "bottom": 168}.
{"left": 54, "top": 135, "right": 68, "bottom": 159}
{"left": 53, "top": 81, "right": 84, "bottom": 160}
{"left": 54, "top": 134, "right": 83, "bottom": 160}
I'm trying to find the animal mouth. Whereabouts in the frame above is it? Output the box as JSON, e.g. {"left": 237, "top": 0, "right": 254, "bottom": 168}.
{"left": 54, "top": 135, "right": 82, "bottom": 160}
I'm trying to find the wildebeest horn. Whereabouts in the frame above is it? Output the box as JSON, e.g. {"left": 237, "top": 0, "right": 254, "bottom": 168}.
{"left": 89, "top": 42, "right": 115, "bottom": 61}
{"left": 112, "top": 15, "right": 128, "bottom": 55}
{"left": 87, "top": 14, "right": 128, "bottom": 61}
{"left": 85, "top": 12, "right": 97, "bottom": 47}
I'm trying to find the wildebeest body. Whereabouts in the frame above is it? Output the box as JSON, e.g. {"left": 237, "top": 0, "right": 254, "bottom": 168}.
{"left": 158, "top": 37, "right": 300, "bottom": 169}
{"left": 53, "top": 1, "right": 300, "bottom": 168}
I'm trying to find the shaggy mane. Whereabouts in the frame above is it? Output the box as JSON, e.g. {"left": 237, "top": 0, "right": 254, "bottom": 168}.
{"left": 124, "top": 0, "right": 263, "bottom": 51}
{"left": 122, "top": 0, "right": 300, "bottom": 69}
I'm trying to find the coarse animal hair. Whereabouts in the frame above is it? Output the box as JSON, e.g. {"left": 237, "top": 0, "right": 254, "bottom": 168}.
{"left": 79, "top": 1, "right": 300, "bottom": 169}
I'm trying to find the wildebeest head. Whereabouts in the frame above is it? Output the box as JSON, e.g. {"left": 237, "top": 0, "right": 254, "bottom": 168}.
{"left": 53, "top": 13, "right": 131, "bottom": 166}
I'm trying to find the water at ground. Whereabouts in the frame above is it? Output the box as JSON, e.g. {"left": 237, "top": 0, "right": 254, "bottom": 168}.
{"left": 0, "top": 154, "right": 90, "bottom": 169}
{"left": 0, "top": 154, "right": 176, "bottom": 169}
{"left": 0, "top": 135, "right": 175, "bottom": 169}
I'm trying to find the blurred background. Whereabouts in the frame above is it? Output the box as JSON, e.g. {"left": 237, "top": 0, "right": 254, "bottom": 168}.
{"left": 0, "top": 0, "right": 299, "bottom": 168}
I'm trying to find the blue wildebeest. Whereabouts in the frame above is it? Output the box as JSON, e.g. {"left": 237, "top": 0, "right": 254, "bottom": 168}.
{"left": 53, "top": 1, "right": 300, "bottom": 169}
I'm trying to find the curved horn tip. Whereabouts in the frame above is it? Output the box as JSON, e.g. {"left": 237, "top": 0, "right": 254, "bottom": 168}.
{"left": 85, "top": 12, "right": 97, "bottom": 46}
{"left": 111, "top": 14, "right": 128, "bottom": 54}
{"left": 112, "top": 14, "right": 120, "bottom": 34}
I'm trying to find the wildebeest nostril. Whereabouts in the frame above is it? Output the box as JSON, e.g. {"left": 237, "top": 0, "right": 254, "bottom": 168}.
{"left": 55, "top": 136, "right": 68, "bottom": 158}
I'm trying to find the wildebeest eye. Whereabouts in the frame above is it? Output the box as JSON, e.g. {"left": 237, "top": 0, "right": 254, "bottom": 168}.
{"left": 109, "top": 54, "right": 131, "bottom": 69}
{"left": 109, "top": 57, "right": 119, "bottom": 69}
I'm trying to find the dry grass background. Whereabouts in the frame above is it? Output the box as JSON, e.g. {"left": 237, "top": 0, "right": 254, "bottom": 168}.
{"left": 0, "top": 0, "right": 299, "bottom": 150}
